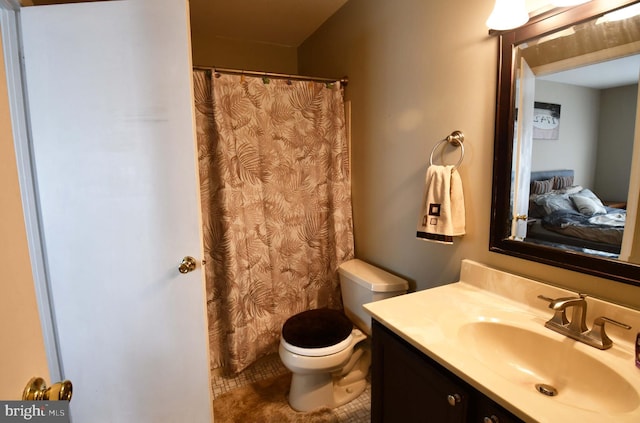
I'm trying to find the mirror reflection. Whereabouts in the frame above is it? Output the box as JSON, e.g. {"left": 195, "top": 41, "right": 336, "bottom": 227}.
{"left": 508, "top": 3, "right": 640, "bottom": 264}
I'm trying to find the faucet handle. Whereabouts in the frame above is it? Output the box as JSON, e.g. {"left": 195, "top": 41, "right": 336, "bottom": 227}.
{"left": 593, "top": 316, "right": 631, "bottom": 331}
{"left": 537, "top": 295, "right": 569, "bottom": 326}
{"left": 537, "top": 294, "right": 555, "bottom": 303}
{"left": 585, "top": 316, "right": 632, "bottom": 350}
{"left": 538, "top": 293, "right": 587, "bottom": 306}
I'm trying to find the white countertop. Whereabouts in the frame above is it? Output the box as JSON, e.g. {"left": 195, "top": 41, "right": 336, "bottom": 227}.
{"left": 363, "top": 259, "right": 640, "bottom": 423}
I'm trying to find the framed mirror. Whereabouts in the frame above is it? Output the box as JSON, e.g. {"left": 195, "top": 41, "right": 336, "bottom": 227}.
{"left": 490, "top": 0, "right": 640, "bottom": 286}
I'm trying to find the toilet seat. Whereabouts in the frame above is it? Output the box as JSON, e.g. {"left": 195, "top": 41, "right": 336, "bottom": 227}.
{"left": 282, "top": 308, "right": 354, "bottom": 357}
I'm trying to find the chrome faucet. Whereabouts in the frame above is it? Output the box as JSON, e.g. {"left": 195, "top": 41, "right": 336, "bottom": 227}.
{"left": 538, "top": 293, "right": 631, "bottom": 350}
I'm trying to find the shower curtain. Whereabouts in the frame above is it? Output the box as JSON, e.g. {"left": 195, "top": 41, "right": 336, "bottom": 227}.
{"left": 193, "top": 70, "right": 355, "bottom": 374}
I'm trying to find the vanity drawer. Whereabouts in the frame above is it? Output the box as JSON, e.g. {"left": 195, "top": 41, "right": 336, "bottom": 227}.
{"left": 372, "top": 320, "right": 469, "bottom": 422}
{"left": 473, "top": 396, "right": 523, "bottom": 423}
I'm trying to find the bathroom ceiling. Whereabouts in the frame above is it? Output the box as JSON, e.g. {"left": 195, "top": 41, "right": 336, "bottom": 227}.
{"left": 538, "top": 54, "right": 640, "bottom": 89}
{"left": 190, "top": 0, "right": 348, "bottom": 47}
{"left": 23, "top": 0, "right": 349, "bottom": 48}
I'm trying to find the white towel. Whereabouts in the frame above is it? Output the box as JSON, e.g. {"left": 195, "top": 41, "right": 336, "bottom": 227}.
{"left": 416, "top": 165, "right": 465, "bottom": 244}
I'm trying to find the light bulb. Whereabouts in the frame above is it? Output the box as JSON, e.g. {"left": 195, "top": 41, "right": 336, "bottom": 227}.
{"left": 486, "top": 0, "right": 530, "bottom": 30}
{"left": 597, "top": 3, "right": 640, "bottom": 23}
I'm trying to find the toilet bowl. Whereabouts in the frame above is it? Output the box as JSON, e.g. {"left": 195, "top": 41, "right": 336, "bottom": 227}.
{"left": 279, "top": 259, "right": 408, "bottom": 412}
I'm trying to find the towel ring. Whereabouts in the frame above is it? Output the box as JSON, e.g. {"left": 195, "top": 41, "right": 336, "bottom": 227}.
{"left": 429, "top": 130, "right": 465, "bottom": 169}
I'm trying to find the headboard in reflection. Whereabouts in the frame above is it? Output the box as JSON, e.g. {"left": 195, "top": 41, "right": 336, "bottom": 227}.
{"left": 489, "top": 0, "right": 640, "bottom": 286}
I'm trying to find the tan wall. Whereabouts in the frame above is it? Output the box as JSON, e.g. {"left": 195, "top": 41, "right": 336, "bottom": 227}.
{"left": 298, "top": 0, "right": 640, "bottom": 309}
{"left": 190, "top": 33, "right": 298, "bottom": 74}
{"left": 0, "top": 31, "right": 49, "bottom": 400}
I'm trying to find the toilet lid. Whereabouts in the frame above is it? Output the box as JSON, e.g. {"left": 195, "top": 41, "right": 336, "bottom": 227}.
{"left": 282, "top": 308, "right": 353, "bottom": 349}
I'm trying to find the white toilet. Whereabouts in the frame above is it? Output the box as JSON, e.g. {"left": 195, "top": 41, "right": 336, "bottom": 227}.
{"left": 279, "top": 259, "right": 408, "bottom": 412}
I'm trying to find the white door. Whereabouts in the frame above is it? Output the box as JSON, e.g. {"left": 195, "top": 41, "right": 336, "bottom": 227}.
{"left": 510, "top": 57, "right": 535, "bottom": 240}
{"left": 20, "top": 1, "right": 212, "bottom": 421}
{"left": 0, "top": 8, "right": 50, "bottom": 399}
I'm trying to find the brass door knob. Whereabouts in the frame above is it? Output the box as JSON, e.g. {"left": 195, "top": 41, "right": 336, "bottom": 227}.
{"left": 23, "top": 377, "right": 72, "bottom": 401}
{"left": 179, "top": 256, "right": 197, "bottom": 273}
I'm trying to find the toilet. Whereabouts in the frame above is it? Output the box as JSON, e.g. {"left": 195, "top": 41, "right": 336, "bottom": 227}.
{"left": 279, "top": 259, "right": 408, "bottom": 412}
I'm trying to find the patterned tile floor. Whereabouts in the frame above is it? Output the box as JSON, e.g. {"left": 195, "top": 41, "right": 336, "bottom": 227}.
{"left": 211, "top": 353, "right": 370, "bottom": 423}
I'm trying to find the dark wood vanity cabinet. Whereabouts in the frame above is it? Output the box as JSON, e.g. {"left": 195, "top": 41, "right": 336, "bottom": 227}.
{"left": 471, "top": 396, "right": 523, "bottom": 423}
{"left": 371, "top": 320, "right": 524, "bottom": 423}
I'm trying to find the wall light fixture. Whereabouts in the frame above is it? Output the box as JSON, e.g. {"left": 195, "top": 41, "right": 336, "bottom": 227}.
{"left": 550, "top": 0, "right": 592, "bottom": 6}
{"left": 486, "top": 0, "right": 530, "bottom": 30}
{"left": 486, "top": 0, "right": 594, "bottom": 30}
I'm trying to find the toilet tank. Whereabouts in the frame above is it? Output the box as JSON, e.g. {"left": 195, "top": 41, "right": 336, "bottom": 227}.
{"left": 338, "top": 259, "right": 408, "bottom": 335}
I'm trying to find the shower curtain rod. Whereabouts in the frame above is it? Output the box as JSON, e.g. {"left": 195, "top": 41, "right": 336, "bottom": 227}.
{"left": 193, "top": 66, "right": 348, "bottom": 85}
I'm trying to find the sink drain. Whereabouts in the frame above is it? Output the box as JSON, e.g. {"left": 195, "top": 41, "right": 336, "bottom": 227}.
{"left": 535, "top": 383, "right": 558, "bottom": 397}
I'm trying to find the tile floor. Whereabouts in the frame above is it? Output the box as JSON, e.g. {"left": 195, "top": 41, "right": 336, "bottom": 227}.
{"left": 211, "top": 353, "right": 371, "bottom": 423}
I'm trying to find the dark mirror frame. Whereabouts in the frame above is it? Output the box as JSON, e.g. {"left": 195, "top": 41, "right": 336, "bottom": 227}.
{"left": 490, "top": 0, "right": 640, "bottom": 286}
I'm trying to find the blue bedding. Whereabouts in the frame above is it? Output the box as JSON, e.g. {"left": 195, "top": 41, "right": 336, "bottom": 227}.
{"left": 541, "top": 207, "right": 625, "bottom": 246}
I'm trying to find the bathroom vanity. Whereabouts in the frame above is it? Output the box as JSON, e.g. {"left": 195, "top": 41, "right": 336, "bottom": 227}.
{"left": 372, "top": 319, "right": 521, "bottom": 422}
{"left": 364, "top": 260, "right": 640, "bottom": 423}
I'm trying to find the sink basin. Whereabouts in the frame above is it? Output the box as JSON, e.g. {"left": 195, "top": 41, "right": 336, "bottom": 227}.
{"left": 458, "top": 321, "right": 640, "bottom": 413}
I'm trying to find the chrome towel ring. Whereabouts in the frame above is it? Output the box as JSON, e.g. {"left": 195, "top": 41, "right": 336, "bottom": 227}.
{"left": 429, "top": 130, "right": 465, "bottom": 169}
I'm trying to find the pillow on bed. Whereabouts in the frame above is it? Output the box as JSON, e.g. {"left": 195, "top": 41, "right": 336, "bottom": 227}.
{"left": 530, "top": 178, "right": 554, "bottom": 195}
{"left": 553, "top": 175, "right": 574, "bottom": 189}
{"left": 576, "top": 188, "right": 605, "bottom": 203}
{"left": 555, "top": 185, "right": 583, "bottom": 195}
{"left": 571, "top": 195, "right": 606, "bottom": 216}
{"left": 569, "top": 189, "right": 606, "bottom": 215}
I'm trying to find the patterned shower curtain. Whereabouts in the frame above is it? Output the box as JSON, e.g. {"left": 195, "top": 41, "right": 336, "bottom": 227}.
{"left": 192, "top": 70, "right": 355, "bottom": 374}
